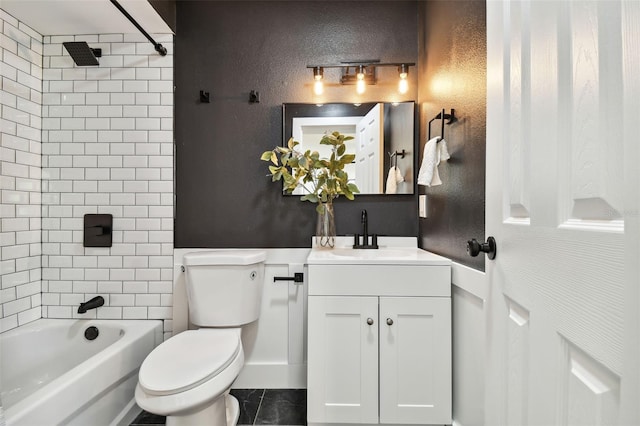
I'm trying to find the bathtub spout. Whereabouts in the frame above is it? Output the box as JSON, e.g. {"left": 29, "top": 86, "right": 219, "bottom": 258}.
{"left": 78, "top": 296, "right": 105, "bottom": 314}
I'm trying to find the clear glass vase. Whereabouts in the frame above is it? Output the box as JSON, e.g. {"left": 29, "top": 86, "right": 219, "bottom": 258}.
{"left": 315, "top": 202, "right": 336, "bottom": 248}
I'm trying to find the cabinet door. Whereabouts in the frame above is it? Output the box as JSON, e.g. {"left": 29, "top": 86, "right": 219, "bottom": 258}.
{"left": 307, "top": 296, "right": 378, "bottom": 424}
{"left": 379, "top": 297, "right": 452, "bottom": 424}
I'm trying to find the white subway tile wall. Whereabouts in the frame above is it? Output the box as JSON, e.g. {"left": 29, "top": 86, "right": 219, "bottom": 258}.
{"left": 0, "top": 10, "right": 174, "bottom": 337}
{"left": 41, "top": 33, "right": 174, "bottom": 337}
{"left": 1, "top": 12, "right": 43, "bottom": 333}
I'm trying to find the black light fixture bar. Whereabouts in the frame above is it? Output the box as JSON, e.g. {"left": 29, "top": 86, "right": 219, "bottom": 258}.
{"left": 110, "top": 0, "right": 167, "bottom": 56}
{"left": 306, "top": 61, "right": 416, "bottom": 69}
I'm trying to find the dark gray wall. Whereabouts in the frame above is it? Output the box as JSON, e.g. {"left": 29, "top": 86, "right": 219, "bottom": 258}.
{"left": 417, "top": 0, "right": 486, "bottom": 270}
{"left": 175, "top": 1, "right": 419, "bottom": 248}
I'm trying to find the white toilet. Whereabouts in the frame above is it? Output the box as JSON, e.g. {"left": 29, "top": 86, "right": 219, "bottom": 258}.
{"left": 135, "top": 250, "right": 266, "bottom": 426}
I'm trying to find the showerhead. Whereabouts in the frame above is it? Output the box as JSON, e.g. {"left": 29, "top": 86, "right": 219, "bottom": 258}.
{"left": 63, "top": 42, "right": 102, "bottom": 66}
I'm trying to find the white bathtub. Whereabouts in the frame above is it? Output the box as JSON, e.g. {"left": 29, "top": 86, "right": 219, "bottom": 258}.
{"left": 1, "top": 319, "right": 162, "bottom": 426}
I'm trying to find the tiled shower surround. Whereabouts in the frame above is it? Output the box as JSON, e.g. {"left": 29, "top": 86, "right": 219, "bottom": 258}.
{"left": 1, "top": 10, "right": 175, "bottom": 336}
{"left": 1, "top": 12, "right": 44, "bottom": 332}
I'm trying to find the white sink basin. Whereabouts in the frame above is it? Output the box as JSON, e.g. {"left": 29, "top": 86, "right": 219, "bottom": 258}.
{"left": 307, "top": 246, "right": 451, "bottom": 266}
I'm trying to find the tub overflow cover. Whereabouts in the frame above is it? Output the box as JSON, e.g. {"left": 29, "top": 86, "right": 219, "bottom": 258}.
{"left": 85, "top": 326, "right": 99, "bottom": 341}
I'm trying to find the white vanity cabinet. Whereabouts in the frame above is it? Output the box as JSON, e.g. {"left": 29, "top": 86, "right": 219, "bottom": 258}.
{"left": 378, "top": 296, "right": 451, "bottom": 425}
{"left": 306, "top": 248, "right": 452, "bottom": 426}
{"left": 308, "top": 295, "right": 380, "bottom": 424}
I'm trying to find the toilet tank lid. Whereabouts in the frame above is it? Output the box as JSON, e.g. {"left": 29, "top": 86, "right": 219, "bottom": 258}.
{"left": 183, "top": 250, "right": 267, "bottom": 266}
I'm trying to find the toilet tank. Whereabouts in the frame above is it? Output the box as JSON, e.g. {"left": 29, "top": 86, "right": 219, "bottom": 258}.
{"left": 183, "top": 250, "right": 266, "bottom": 327}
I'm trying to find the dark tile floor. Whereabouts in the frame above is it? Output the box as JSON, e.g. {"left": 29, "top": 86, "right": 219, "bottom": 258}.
{"left": 130, "top": 389, "right": 307, "bottom": 426}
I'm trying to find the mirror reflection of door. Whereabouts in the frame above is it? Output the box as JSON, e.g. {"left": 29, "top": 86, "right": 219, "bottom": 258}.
{"left": 356, "top": 103, "right": 383, "bottom": 193}
{"left": 284, "top": 102, "right": 415, "bottom": 195}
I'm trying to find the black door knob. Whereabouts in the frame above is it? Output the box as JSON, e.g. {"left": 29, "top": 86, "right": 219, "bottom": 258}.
{"left": 466, "top": 236, "right": 497, "bottom": 260}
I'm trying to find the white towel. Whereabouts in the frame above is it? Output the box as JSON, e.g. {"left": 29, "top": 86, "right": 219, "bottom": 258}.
{"left": 385, "top": 166, "right": 405, "bottom": 194}
{"left": 417, "top": 137, "right": 450, "bottom": 187}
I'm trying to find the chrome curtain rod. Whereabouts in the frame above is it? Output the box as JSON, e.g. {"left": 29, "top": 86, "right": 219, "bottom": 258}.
{"left": 110, "top": 0, "right": 167, "bottom": 56}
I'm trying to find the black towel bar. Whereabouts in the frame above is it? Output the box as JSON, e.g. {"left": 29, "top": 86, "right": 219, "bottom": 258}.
{"left": 428, "top": 108, "right": 456, "bottom": 141}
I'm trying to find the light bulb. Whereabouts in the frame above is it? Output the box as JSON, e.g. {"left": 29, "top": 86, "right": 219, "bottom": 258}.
{"left": 398, "top": 75, "right": 408, "bottom": 94}
{"left": 398, "top": 64, "right": 409, "bottom": 94}
{"left": 312, "top": 66, "right": 324, "bottom": 95}
{"left": 356, "top": 67, "right": 366, "bottom": 95}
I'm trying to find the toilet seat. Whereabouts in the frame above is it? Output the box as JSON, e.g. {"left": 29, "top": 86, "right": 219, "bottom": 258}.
{"left": 139, "top": 329, "right": 241, "bottom": 396}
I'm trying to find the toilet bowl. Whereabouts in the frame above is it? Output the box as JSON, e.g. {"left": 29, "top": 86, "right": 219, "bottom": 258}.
{"left": 135, "top": 250, "right": 266, "bottom": 426}
{"left": 136, "top": 329, "right": 243, "bottom": 423}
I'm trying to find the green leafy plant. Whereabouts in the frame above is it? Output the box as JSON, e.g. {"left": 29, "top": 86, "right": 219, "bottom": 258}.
{"left": 261, "top": 131, "right": 360, "bottom": 212}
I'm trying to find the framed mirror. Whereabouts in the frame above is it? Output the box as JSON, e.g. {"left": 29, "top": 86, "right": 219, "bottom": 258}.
{"left": 283, "top": 102, "right": 415, "bottom": 195}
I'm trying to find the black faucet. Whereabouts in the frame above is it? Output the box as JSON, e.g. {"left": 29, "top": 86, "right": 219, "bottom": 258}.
{"left": 353, "top": 210, "right": 379, "bottom": 249}
{"left": 78, "top": 296, "right": 104, "bottom": 314}
{"left": 361, "top": 209, "right": 368, "bottom": 243}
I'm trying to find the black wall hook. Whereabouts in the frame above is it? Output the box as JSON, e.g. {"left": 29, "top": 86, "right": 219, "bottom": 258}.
{"left": 200, "top": 90, "right": 210, "bottom": 103}
{"left": 249, "top": 90, "right": 260, "bottom": 104}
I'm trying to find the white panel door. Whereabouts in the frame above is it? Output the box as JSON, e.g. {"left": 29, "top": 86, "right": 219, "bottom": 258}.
{"left": 379, "top": 297, "right": 452, "bottom": 425}
{"left": 356, "top": 103, "right": 383, "bottom": 193}
{"left": 486, "top": 1, "right": 639, "bottom": 425}
{"left": 307, "top": 296, "right": 379, "bottom": 424}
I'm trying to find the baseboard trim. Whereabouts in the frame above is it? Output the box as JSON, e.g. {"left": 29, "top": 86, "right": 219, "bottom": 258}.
{"left": 233, "top": 363, "right": 307, "bottom": 389}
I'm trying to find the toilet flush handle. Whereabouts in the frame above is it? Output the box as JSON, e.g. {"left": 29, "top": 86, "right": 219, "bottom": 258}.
{"left": 273, "top": 273, "right": 304, "bottom": 284}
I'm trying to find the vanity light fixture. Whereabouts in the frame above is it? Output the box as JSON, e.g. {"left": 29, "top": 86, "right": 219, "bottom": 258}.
{"left": 307, "top": 61, "right": 415, "bottom": 95}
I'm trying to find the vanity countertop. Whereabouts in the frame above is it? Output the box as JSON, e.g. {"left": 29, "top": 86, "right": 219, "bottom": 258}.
{"left": 307, "top": 237, "right": 451, "bottom": 266}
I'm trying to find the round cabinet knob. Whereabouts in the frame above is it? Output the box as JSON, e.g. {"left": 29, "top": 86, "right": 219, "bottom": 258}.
{"left": 367, "top": 318, "right": 374, "bottom": 325}
{"left": 386, "top": 318, "right": 394, "bottom": 326}
{"left": 466, "top": 236, "right": 497, "bottom": 260}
